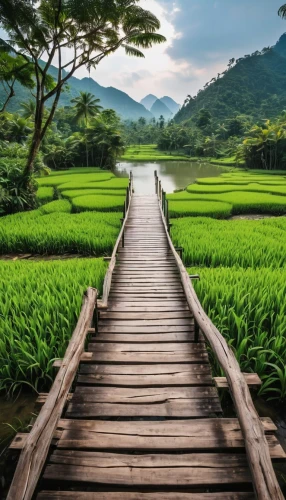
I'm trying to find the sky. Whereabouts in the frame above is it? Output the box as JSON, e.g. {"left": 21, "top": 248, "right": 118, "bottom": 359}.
{"left": 1, "top": 0, "right": 286, "bottom": 105}
{"left": 81, "top": 0, "right": 286, "bottom": 104}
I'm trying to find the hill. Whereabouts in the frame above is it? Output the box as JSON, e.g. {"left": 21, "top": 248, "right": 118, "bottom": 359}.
{"left": 160, "top": 96, "right": 180, "bottom": 114}
{"left": 150, "top": 99, "right": 173, "bottom": 119}
{"left": 140, "top": 94, "right": 158, "bottom": 110}
{"left": 175, "top": 34, "right": 286, "bottom": 123}
{"left": 0, "top": 62, "right": 152, "bottom": 120}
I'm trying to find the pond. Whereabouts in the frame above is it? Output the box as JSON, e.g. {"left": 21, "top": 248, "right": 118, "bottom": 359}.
{"left": 114, "top": 160, "right": 225, "bottom": 194}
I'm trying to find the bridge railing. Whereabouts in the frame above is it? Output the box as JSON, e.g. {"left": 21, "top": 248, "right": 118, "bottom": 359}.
{"left": 100, "top": 170, "right": 133, "bottom": 308}
{"left": 155, "top": 171, "right": 284, "bottom": 500}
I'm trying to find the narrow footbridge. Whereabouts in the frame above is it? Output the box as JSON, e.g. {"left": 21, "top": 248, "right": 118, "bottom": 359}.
{"left": 8, "top": 173, "right": 285, "bottom": 499}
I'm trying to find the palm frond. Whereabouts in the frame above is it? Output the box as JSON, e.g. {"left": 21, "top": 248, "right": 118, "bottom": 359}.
{"left": 278, "top": 4, "right": 286, "bottom": 18}
{"left": 128, "top": 33, "right": 166, "bottom": 49}
{"left": 122, "top": 44, "right": 144, "bottom": 58}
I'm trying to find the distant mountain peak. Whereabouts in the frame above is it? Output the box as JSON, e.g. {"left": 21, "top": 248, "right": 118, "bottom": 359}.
{"left": 140, "top": 94, "right": 158, "bottom": 111}
{"left": 150, "top": 98, "right": 172, "bottom": 119}
{"left": 160, "top": 96, "right": 180, "bottom": 115}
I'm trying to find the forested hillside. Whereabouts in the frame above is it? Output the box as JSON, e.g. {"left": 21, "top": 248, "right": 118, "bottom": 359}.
{"left": 0, "top": 60, "right": 152, "bottom": 120}
{"left": 176, "top": 34, "right": 286, "bottom": 123}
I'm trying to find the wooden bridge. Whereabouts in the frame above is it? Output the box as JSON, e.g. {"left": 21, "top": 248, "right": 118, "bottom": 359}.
{"left": 7, "top": 173, "right": 285, "bottom": 499}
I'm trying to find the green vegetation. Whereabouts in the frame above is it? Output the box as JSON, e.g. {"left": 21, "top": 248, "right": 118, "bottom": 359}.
{"left": 172, "top": 217, "right": 286, "bottom": 269}
{"left": 168, "top": 171, "right": 286, "bottom": 217}
{"left": 37, "top": 171, "right": 114, "bottom": 187}
{"left": 0, "top": 258, "right": 107, "bottom": 393}
{"left": 0, "top": 210, "right": 121, "bottom": 255}
{"left": 37, "top": 187, "right": 54, "bottom": 204}
{"left": 171, "top": 216, "right": 286, "bottom": 398}
{"left": 169, "top": 200, "right": 232, "bottom": 219}
{"left": 121, "top": 144, "right": 189, "bottom": 161}
{"left": 188, "top": 266, "right": 286, "bottom": 399}
{"left": 72, "top": 195, "right": 125, "bottom": 213}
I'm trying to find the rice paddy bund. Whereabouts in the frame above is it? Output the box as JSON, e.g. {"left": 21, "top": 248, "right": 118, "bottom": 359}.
{"left": 169, "top": 169, "right": 286, "bottom": 399}
{"left": 0, "top": 167, "right": 127, "bottom": 393}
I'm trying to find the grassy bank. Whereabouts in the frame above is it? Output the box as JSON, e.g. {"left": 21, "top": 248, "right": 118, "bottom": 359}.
{"left": 120, "top": 144, "right": 190, "bottom": 161}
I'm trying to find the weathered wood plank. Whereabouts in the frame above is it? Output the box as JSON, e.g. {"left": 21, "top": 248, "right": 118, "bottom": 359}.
{"left": 215, "top": 374, "right": 262, "bottom": 389}
{"left": 37, "top": 491, "right": 255, "bottom": 500}
{"left": 87, "top": 342, "right": 205, "bottom": 352}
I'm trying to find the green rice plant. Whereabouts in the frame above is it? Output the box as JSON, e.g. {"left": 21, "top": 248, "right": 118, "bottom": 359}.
{"left": 39, "top": 199, "right": 71, "bottom": 214}
{"left": 171, "top": 217, "right": 286, "bottom": 268}
{"left": 48, "top": 167, "right": 102, "bottom": 175}
{"left": 72, "top": 194, "right": 125, "bottom": 212}
{"left": 61, "top": 189, "right": 126, "bottom": 199}
{"left": 169, "top": 200, "right": 232, "bottom": 219}
{"left": 36, "top": 187, "right": 54, "bottom": 204}
{"left": 168, "top": 191, "right": 286, "bottom": 216}
{"left": 0, "top": 211, "right": 121, "bottom": 254}
{"left": 187, "top": 266, "right": 286, "bottom": 399}
{"left": 58, "top": 178, "right": 128, "bottom": 191}
{"left": 187, "top": 183, "right": 286, "bottom": 196}
{"left": 0, "top": 258, "right": 107, "bottom": 393}
{"left": 37, "top": 171, "right": 114, "bottom": 187}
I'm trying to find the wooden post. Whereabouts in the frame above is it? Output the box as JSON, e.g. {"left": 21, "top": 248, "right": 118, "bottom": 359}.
{"left": 165, "top": 199, "right": 169, "bottom": 229}
{"left": 158, "top": 180, "right": 161, "bottom": 200}
{"left": 123, "top": 202, "right": 126, "bottom": 220}
{"left": 122, "top": 229, "right": 124, "bottom": 248}
{"left": 162, "top": 190, "right": 165, "bottom": 213}
{"left": 126, "top": 186, "right": 130, "bottom": 210}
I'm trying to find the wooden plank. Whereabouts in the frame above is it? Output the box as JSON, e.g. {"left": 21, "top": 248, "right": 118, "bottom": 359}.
{"left": 215, "top": 374, "right": 262, "bottom": 388}
{"left": 7, "top": 288, "right": 97, "bottom": 500}
{"left": 79, "top": 363, "right": 212, "bottom": 376}
{"left": 55, "top": 418, "right": 283, "bottom": 455}
{"left": 98, "top": 325, "right": 194, "bottom": 333}
{"left": 99, "top": 319, "right": 193, "bottom": 326}
{"left": 76, "top": 373, "right": 213, "bottom": 387}
{"left": 77, "top": 351, "right": 209, "bottom": 364}
{"left": 100, "top": 312, "right": 192, "bottom": 320}
{"left": 43, "top": 451, "right": 252, "bottom": 486}
{"left": 71, "top": 386, "right": 218, "bottom": 402}
{"left": 66, "top": 400, "right": 222, "bottom": 418}
{"left": 90, "top": 332, "right": 202, "bottom": 343}
{"left": 37, "top": 491, "right": 255, "bottom": 500}
{"left": 88, "top": 342, "right": 205, "bottom": 352}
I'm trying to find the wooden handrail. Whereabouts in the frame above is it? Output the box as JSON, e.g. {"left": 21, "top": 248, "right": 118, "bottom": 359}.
{"left": 101, "top": 171, "right": 133, "bottom": 307}
{"left": 7, "top": 287, "right": 97, "bottom": 500}
{"left": 156, "top": 174, "right": 284, "bottom": 500}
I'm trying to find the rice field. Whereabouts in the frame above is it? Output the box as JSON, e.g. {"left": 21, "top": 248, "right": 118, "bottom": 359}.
{"left": 167, "top": 171, "right": 286, "bottom": 218}
{"left": 0, "top": 210, "right": 121, "bottom": 255}
{"left": 121, "top": 144, "right": 189, "bottom": 161}
{"left": 171, "top": 217, "right": 286, "bottom": 268}
{"left": 0, "top": 259, "right": 107, "bottom": 393}
{"left": 36, "top": 187, "right": 54, "bottom": 204}
{"left": 188, "top": 266, "right": 286, "bottom": 399}
{"left": 72, "top": 194, "right": 125, "bottom": 212}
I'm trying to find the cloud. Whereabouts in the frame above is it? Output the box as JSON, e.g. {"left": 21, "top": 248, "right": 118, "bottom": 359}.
{"left": 156, "top": 0, "right": 285, "bottom": 65}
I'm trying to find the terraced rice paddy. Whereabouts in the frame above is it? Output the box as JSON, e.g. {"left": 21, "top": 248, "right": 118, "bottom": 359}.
{"left": 0, "top": 167, "right": 126, "bottom": 393}
{"left": 168, "top": 171, "right": 286, "bottom": 217}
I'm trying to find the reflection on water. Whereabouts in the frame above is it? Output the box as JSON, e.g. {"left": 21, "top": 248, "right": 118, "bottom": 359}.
{"left": 115, "top": 160, "right": 225, "bottom": 194}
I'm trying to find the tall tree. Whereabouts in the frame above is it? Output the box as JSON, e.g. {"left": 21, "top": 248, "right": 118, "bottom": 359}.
{"left": 0, "top": 0, "right": 166, "bottom": 187}
{"left": 71, "top": 92, "right": 102, "bottom": 127}
{"left": 71, "top": 91, "right": 102, "bottom": 166}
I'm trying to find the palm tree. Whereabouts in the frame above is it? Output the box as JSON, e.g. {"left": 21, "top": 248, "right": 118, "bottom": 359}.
{"left": 20, "top": 99, "right": 36, "bottom": 120}
{"left": 8, "top": 117, "right": 32, "bottom": 143}
{"left": 71, "top": 91, "right": 102, "bottom": 167}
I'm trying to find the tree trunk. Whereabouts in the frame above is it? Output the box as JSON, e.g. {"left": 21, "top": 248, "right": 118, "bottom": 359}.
{"left": 0, "top": 84, "right": 15, "bottom": 113}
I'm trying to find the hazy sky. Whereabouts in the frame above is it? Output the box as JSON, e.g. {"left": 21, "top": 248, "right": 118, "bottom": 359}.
{"left": 83, "top": 0, "right": 286, "bottom": 104}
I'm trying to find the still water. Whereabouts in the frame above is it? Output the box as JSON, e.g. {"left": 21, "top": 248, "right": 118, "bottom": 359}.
{"left": 115, "top": 160, "right": 225, "bottom": 194}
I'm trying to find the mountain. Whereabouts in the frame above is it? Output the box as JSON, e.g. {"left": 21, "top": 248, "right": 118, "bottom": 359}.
{"left": 140, "top": 94, "right": 158, "bottom": 110}
{"left": 175, "top": 33, "right": 286, "bottom": 123}
{"left": 150, "top": 98, "right": 173, "bottom": 119}
{"left": 0, "top": 62, "right": 152, "bottom": 120}
{"left": 160, "top": 96, "right": 180, "bottom": 115}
